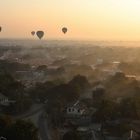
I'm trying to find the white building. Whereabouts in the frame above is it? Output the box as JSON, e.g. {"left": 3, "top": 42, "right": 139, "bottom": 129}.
{"left": 67, "top": 107, "right": 85, "bottom": 115}
{"left": 66, "top": 101, "right": 85, "bottom": 116}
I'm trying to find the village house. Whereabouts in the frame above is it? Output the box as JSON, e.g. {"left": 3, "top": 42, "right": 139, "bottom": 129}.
{"left": 64, "top": 100, "right": 97, "bottom": 126}
{"left": 66, "top": 101, "right": 85, "bottom": 116}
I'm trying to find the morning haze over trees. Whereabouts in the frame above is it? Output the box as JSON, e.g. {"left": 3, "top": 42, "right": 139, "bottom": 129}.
{"left": 0, "top": 44, "right": 140, "bottom": 140}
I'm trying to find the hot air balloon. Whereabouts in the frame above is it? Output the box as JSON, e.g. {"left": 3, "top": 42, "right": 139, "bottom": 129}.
{"left": 31, "top": 31, "right": 35, "bottom": 36}
{"left": 36, "top": 31, "right": 44, "bottom": 39}
{"left": 0, "top": 26, "right": 2, "bottom": 32}
{"left": 62, "top": 27, "right": 67, "bottom": 34}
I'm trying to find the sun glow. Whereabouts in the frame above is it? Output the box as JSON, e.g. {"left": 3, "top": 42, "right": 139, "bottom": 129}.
{"left": 0, "top": 0, "right": 140, "bottom": 40}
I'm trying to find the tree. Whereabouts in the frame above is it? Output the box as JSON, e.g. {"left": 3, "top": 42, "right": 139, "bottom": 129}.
{"left": 119, "top": 97, "right": 139, "bottom": 119}
{"left": 0, "top": 115, "right": 39, "bottom": 140}
{"left": 0, "top": 72, "right": 24, "bottom": 98}
{"left": 29, "top": 81, "right": 56, "bottom": 101}
{"left": 94, "top": 100, "right": 119, "bottom": 122}
{"left": 92, "top": 86, "right": 106, "bottom": 107}
{"left": 7, "top": 120, "right": 39, "bottom": 140}
{"left": 0, "top": 115, "right": 12, "bottom": 136}
{"left": 63, "top": 131, "right": 80, "bottom": 140}
{"left": 69, "top": 75, "right": 90, "bottom": 91}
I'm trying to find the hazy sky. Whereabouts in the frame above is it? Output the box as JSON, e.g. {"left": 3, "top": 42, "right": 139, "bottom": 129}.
{"left": 1, "top": 0, "right": 140, "bottom": 40}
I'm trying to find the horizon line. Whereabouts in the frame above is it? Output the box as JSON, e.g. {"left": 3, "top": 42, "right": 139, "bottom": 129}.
{"left": 1, "top": 37, "right": 140, "bottom": 42}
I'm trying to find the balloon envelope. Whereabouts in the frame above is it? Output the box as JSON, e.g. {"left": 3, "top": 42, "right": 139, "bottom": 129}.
{"left": 36, "top": 31, "right": 44, "bottom": 39}
{"left": 31, "top": 31, "right": 35, "bottom": 36}
{"left": 62, "top": 27, "right": 67, "bottom": 34}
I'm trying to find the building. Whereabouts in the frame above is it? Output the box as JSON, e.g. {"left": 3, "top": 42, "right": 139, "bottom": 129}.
{"left": 66, "top": 101, "right": 85, "bottom": 116}
{"left": 0, "top": 93, "right": 9, "bottom": 106}
{"left": 64, "top": 100, "right": 96, "bottom": 126}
